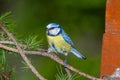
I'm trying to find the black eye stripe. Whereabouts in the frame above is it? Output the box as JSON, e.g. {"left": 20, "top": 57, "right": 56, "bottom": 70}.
{"left": 51, "top": 27, "right": 55, "bottom": 29}
{"left": 49, "top": 27, "right": 55, "bottom": 30}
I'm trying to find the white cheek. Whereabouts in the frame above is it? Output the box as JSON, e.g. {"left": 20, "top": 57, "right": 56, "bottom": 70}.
{"left": 49, "top": 28, "right": 60, "bottom": 35}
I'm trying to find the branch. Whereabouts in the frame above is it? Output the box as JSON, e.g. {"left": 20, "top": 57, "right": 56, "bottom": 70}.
{"left": 0, "top": 69, "right": 12, "bottom": 80}
{"left": 0, "top": 41, "right": 27, "bottom": 49}
{"left": 0, "top": 41, "right": 14, "bottom": 44}
{"left": 0, "top": 43, "right": 102, "bottom": 80}
{"left": 0, "top": 72, "right": 9, "bottom": 80}
{"left": 0, "top": 23, "right": 46, "bottom": 80}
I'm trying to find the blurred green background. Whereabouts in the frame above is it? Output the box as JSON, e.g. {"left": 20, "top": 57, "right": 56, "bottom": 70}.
{"left": 0, "top": 0, "right": 106, "bottom": 80}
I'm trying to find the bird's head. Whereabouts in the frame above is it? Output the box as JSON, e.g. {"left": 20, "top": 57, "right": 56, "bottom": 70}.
{"left": 46, "top": 23, "right": 62, "bottom": 36}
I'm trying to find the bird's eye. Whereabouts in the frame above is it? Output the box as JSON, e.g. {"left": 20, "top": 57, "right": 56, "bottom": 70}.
{"left": 50, "top": 27, "right": 55, "bottom": 30}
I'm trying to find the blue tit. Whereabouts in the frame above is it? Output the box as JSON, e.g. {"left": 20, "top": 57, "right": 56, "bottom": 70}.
{"left": 46, "top": 23, "right": 86, "bottom": 60}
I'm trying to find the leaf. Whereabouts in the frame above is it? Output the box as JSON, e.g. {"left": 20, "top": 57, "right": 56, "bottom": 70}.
{"left": 21, "top": 61, "right": 29, "bottom": 70}
{"left": 0, "top": 11, "right": 12, "bottom": 21}
{"left": 0, "top": 11, "right": 16, "bottom": 33}
{"left": 24, "top": 35, "right": 43, "bottom": 50}
{"left": 56, "top": 65, "right": 80, "bottom": 80}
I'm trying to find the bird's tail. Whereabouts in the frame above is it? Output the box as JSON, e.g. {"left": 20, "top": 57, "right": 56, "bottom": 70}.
{"left": 71, "top": 48, "right": 86, "bottom": 60}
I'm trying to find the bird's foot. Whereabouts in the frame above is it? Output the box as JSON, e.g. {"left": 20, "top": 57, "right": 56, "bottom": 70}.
{"left": 39, "top": 49, "right": 48, "bottom": 53}
{"left": 63, "top": 59, "right": 67, "bottom": 68}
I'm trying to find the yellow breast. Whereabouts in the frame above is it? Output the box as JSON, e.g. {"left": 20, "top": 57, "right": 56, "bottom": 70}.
{"left": 47, "top": 34, "right": 71, "bottom": 54}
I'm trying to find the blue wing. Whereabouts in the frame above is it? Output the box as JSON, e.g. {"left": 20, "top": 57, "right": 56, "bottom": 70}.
{"left": 62, "top": 31, "right": 74, "bottom": 47}
{"left": 71, "top": 47, "right": 86, "bottom": 59}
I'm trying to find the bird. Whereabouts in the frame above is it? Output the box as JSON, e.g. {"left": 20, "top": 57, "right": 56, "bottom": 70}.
{"left": 46, "top": 23, "right": 86, "bottom": 61}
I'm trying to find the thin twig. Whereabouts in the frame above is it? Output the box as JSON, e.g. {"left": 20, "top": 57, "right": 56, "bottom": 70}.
{"left": 0, "top": 71, "right": 10, "bottom": 80}
{"left": 65, "top": 68, "right": 72, "bottom": 78}
{"left": 0, "top": 43, "right": 102, "bottom": 80}
{"left": 0, "top": 41, "right": 14, "bottom": 44}
{"left": 7, "top": 69, "right": 13, "bottom": 79}
{"left": 0, "top": 23, "right": 46, "bottom": 80}
{"left": 0, "top": 41, "right": 27, "bottom": 49}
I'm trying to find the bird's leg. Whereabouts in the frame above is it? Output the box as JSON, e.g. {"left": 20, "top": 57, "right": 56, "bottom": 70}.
{"left": 39, "top": 47, "right": 52, "bottom": 53}
{"left": 47, "top": 47, "right": 52, "bottom": 53}
{"left": 40, "top": 47, "right": 54, "bottom": 53}
{"left": 39, "top": 49, "right": 48, "bottom": 52}
{"left": 63, "top": 56, "right": 67, "bottom": 68}
{"left": 63, "top": 55, "right": 72, "bottom": 78}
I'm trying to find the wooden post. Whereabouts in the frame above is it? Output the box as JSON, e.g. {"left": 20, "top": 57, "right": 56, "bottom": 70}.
{"left": 101, "top": 0, "right": 120, "bottom": 77}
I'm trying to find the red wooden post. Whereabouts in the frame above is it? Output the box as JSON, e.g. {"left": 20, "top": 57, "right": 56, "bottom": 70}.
{"left": 101, "top": 0, "right": 120, "bottom": 77}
